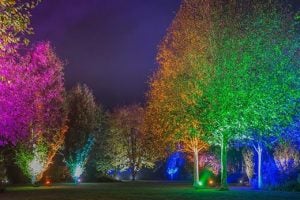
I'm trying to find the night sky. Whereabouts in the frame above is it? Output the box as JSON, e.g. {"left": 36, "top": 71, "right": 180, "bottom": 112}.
{"left": 30, "top": 0, "right": 181, "bottom": 109}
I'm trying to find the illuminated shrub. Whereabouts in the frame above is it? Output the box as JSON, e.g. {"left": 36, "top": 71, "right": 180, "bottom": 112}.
{"left": 274, "top": 142, "right": 300, "bottom": 175}
{"left": 15, "top": 141, "right": 47, "bottom": 184}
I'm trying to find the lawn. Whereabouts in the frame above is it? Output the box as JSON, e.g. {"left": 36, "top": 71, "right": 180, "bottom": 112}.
{"left": 1, "top": 181, "right": 300, "bottom": 200}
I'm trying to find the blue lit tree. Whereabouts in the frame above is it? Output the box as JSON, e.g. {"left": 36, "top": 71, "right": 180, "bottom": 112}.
{"left": 236, "top": 2, "right": 300, "bottom": 189}
{"left": 65, "top": 135, "right": 94, "bottom": 183}
{"left": 166, "top": 152, "right": 185, "bottom": 180}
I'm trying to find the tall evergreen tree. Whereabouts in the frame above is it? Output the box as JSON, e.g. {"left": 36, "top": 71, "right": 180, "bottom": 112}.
{"left": 64, "top": 84, "right": 103, "bottom": 182}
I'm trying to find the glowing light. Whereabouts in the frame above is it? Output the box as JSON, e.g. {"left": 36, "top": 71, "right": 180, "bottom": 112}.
{"left": 45, "top": 180, "right": 51, "bottom": 185}
{"left": 27, "top": 147, "right": 47, "bottom": 184}
{"left": 74, "top": 166, "right": 83, "bottom": 178}
{"left": 198, "top": 181, "right": 203, "bottom": 186}
{"left": 167, "top": 168, "right": 178, "bottom": 179}
{"left": 166, "top": 152, "right": 185, "bottom": 180}
{"left": 1, "top": 178, "right": 9, "bottom": 184}
{"left": 29, "top": 157, "right": 43, "bottom": 177}
{"left": 66, "top": 135, "right": 95, "bottom": 183}
{"left": 209, "top": 180, "right": 213, "bottom": 185}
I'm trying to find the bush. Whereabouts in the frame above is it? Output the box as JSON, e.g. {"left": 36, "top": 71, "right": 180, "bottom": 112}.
{"left": 270, "top": 180, "right": 300, "bottom": 192}
{"left": 97, "top": 175, "right": 120, "bottom": 182}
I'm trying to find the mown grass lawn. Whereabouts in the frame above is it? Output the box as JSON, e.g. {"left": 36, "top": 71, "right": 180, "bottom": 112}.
{"left": 1, "top": 181, "right": 300, "bottom": 200}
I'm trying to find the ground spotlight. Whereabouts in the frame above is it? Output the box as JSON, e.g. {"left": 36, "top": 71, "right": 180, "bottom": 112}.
{"left": 45, "top": 180, "right": 51, "bottom": 186}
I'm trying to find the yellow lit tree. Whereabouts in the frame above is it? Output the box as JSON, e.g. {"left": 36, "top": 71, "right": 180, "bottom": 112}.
{"left": 0, "top": 0, "right": 40, "bottom": 56}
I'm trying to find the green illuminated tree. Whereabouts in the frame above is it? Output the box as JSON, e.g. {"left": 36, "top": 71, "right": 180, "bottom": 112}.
{"left": 200, "top": 0, "right": 299, "bottom": 189}
{"left": 147, "top": 0, "right": 300, "bottom": 190}
{"left": 233, "top": 2, "right": 299, "bottom": 189}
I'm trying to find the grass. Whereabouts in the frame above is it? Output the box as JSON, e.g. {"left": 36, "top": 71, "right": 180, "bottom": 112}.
{"left": 1, "top": 181, "right": 300, "bottom": 200}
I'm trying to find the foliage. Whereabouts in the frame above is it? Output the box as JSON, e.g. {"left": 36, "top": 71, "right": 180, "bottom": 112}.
{"left": 100, "top": 105, "right": 156, "bottom": 180}
{"left": 197, "top": 152, "right": 220, "bottom": 176}
{"left": 147, "top": 0, "right": 299, "bottom": 189}
{"left": 64, "top": 84, "right": 103, "bottom": 182}
{"left": 15, "top": 140, "right": 47, "bottom": 182}
{"left": 0, "top": 153, "right": 6, "bottom": 181}
{"left": 0, "top": 41, "right": 67, "bottom": 147}
{"left": 13, "top": 42, "right": 67, "bottom": 183}
{"left": 0, "top": 0, "right": 40, "bottom": 56}
{"left": 145, "top": 0, "right": 210, "bottom": 187}
{"left": 65, "top": 135, "right": 95, "bottom": 182}
{"left": 274, "top": 142, "right": 300, "bottom": 175}
{"left": 0, "top": 56, "right": 28, "bottom": 146}
{"left": 145, "top": 0, "right": 209, "bottom": 156}
{"left": 281, "top": 117, "right": 300, "bottom": 150}
{"left": 242, "top": 148, "right": 254, "bottom": 182}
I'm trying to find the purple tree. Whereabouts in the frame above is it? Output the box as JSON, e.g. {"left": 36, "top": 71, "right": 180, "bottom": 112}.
{"left": 14, "top": 42, "right": 67, "bottom": 184}
{"left": 0, "top": 42, "right": 67, "bottom": 183}
{"left": 0, "top": 55, "right": 33, "bottom": 146}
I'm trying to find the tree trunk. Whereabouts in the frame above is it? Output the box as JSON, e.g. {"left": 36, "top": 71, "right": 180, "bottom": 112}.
{"left": 257, "top": 145, "right": 263, "bottom": 189}
{"left": 220, "top": 138, "right": 228, "bottom": 190}
{"left": 31, "top": 176, "right": 35, "bottom": 185}
{"left": 193, "top": 149, "right": 200, "bottom": 188}
{"left": 131, "top": 167, "right": 136, "bottom": 181}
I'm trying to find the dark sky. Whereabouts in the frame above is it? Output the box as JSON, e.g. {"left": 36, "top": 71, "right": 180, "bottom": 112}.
{"left": 30, "top": 0, "right": 181, "bottom": 109}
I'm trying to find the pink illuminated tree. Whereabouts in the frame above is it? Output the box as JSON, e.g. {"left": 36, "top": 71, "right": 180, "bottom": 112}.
{"left": 1, "top": 42, "right": 66, "bottom": 146}
{"left": 0, "top": 42, "right": 67, "bottom": 183}
{"left": 0, "top": 55, "right": 33, "bottom": 146}
{"left": 14, "top": 42, "right": 67, "bottom": 184}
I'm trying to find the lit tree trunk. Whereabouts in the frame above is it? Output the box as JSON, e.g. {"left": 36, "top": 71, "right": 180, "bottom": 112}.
{"left": 220, "top": 136, "right": 228, "bottom": 190}
{"left": 193, "top": 148, "right": 200, "bottom": 188}
{"left": 130, "top": 128, "right": 137, "bottom": 181}
{"left": 253, "top": 144, "right": 263, "bottom": 189}
{"left": 31, "top": 176, "right": 36, "bottom": 185}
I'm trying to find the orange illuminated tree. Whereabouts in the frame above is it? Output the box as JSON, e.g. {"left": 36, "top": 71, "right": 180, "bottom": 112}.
{"left": 145, "top": 0, "right": 211, "bottom": 188}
